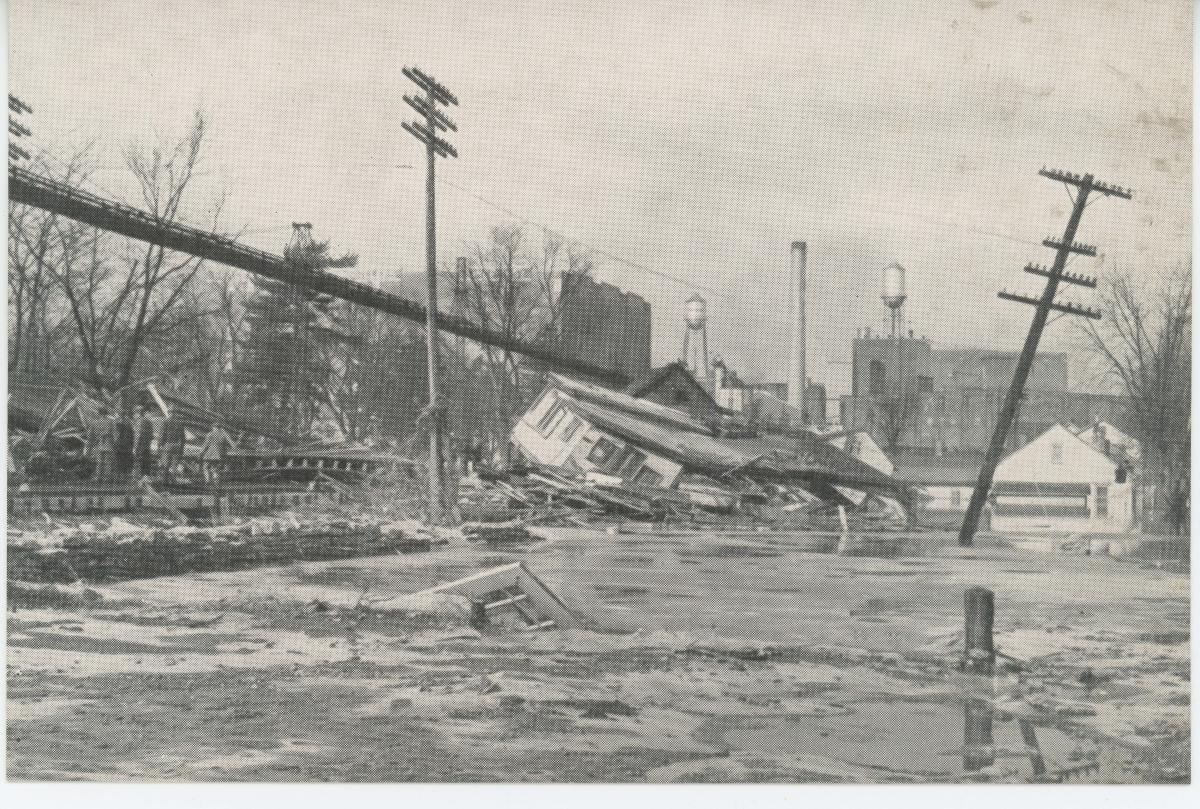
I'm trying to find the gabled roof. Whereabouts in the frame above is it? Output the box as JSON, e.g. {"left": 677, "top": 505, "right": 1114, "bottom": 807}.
{"left": 624, "top": 361, "right": 716, "bottom": 405}
{"left": 999, "top": 422, "right": 1117, "bottom": 470}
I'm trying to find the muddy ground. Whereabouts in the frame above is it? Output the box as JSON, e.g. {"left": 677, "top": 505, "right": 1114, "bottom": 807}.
{"left": 6, "top": 528, "right": 1190, "bottom": 782}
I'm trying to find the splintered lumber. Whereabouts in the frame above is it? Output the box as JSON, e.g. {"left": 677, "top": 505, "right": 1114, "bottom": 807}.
{"left": 413, "top": 561, "right": 580, "bottom": 630}
{"left": 317, "top": 471, "right": 358, "bottom": 500}
{"left": 460, "top": 519, "right": 530, "bottom": 544}
{"left": 139, "top": 479, "right": 188, "bottom": 524}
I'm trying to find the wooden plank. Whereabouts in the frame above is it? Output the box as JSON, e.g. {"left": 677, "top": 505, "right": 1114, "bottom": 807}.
{"left": 139, "top": 479, "right": 188, "bottom": 524}
{"left": 413, "top": 561, "right": 581, "bottom": 630}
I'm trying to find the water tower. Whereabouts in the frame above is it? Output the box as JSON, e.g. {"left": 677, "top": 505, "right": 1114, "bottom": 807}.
{"left": 882, "top": 261, "right": 907, "bottom": 339}
{"left": 681, "top": 293, "right": 711, "bottom": 388}
{"left": 881, "top": 262, "right": 908, "bottom": 414}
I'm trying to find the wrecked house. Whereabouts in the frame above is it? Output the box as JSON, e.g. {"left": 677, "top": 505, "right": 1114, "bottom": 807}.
{"left": 512, "top": 374, "right": 904, "bottom": 511}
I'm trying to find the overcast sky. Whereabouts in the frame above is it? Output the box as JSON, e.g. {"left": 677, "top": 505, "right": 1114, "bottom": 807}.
{"left": 7, "top": 0, "right": 1192, "bottom": 396}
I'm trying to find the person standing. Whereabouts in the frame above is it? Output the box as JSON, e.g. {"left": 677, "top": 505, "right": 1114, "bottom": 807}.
{"left": 200, "top": 422, "right": 236, "bottom": 485}
{"left": 131, "top": 405, "right": 155, "bottom": 482}
{"left": 159, "top": 410, "right": 185, "bottom": 485}
{"left": 113, "top": 409, "right": 134, "bottom": 483}
{"left": 89, "top": 406, "right": 117, "bottom": 483}
{"left": 466, "top": 431, "right": 484, "bottom": 475}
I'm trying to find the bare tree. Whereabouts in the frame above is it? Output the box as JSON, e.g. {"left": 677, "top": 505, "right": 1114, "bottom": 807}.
{"left": 876, "top": 386, "right": 920, "bottom": 455}
{"left": 1082, "top": 264, "right": 1191, "bottom": 534}
{"left": 462, "top": 226, "right": 594, "bottom": 450}
{"left": 42, "top": 111, "right": 222, "bottom": 395}
{"left": 8, "top": 150, "right": 94, "bottom": 378}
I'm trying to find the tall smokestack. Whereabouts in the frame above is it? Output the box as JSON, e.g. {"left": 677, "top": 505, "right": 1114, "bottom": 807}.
{"left": 788, "top": 241, "right": 807, "bottom": 415}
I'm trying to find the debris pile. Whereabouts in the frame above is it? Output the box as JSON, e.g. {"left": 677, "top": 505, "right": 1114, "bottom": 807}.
{"left": 7, "top": 512, "right": 439, "bottom": 585}
{"left": 457, "top": 464, "right": 909, "bottom": 533}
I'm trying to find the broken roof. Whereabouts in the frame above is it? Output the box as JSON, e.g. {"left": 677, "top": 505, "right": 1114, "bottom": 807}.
{"left": 547, "top": 373, "right": 714, "bottom": 435}
{"left": 545, "top": 373, "right": 899, "bottom": 492}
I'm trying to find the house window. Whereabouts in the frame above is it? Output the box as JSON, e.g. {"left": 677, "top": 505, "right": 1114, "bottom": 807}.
{"left": 538, "top": 404, "right": 567, "bottom": 437}
{"left": 1095, "top": 486, "right": 1108, "bottom": 518}
{"left": 614, "top": 448, "right": 648, "bottom": 478}
{"left": 634, "top": 466, "right": 664, "bottom": 487}
{"left": 950, "top": 489, "right": 962, "bottom": 508}
{"left": 536, "top": 396, "right": 562, "bottom": 431}
{"left": 560, "top": 416, "right": 582, "bottom": 442}
{"left": 1050, "top": 443, "right": 1063, "bottom": 464}
{"left": 587, "top": 436, "right": 619, "bottom": 466}
{"left": 918, "top": 375, "right": 933, "bottom": 393}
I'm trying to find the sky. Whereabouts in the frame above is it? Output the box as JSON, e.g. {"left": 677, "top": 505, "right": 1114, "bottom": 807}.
{"left": 6, "top": 0, "right": 1192, "bottom": 396}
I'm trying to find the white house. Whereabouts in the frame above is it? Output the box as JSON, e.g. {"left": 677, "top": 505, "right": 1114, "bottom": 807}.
{"left": 511, "top": 382, "right": 686, "bottom": 488}
{"left": 991, "top": 423, "right": 1134, "bottom": 534}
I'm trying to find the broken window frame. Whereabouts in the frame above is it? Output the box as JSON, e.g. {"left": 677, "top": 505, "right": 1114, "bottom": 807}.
{"left": 539, "top": 404, "right": 568, "bottom": 438}
{"left": 559, "top": 414, "right": 582, "bottom": 442}
{"left": 535, "top": 395, "right": 562, "bottom": 432}
{"left": 613, "top": 447, "right": 648, "bottom": 478}
{"left": 633, "top": 465, "right": 664, "bottom": 487}
{"left": 587, "top": 436, "right": 620, "bottom": 466}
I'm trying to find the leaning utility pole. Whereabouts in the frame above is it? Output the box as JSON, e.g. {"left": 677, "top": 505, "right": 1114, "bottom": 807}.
{"left": 958, "top": 169, "right": 1131, "bottom": 546}
{"left": 9, "top": 94, "right": 33, "bottom": 162}
{"left": 402, "top": 67, "right": 459, "bottom": 524}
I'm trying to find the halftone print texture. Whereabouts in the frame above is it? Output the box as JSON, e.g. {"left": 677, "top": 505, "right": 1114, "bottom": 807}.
{"left": 5, "top": 0, "right": 1191, "bottom": 786}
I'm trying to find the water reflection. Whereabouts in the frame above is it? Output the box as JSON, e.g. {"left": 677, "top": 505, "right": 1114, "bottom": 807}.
{"left": 962, "top": 697, "right": 995, "bottom": 771}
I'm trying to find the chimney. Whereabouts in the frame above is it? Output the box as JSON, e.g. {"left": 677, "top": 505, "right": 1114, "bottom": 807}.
{"left": 788, "top": 241, "right": 807, "bottom": 412}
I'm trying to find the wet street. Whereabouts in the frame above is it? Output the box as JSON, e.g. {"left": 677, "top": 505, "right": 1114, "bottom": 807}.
{"left": 7, "top": 529, "right": 1190, "bottom": 782}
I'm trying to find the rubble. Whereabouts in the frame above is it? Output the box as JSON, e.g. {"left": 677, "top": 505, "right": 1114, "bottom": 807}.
{"left": 407, "top": 562, "right": 581, "bottom": 631}
{"left": 7, "top": 511, "right": 439, "bottom": 585}
{"left": 457, "top": 463, "right": 910, "bottom": 533}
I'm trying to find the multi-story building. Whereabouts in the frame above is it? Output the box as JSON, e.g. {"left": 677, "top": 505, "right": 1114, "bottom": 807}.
{"left": 840, "top": 329, "right": 1128, "bottom": 456}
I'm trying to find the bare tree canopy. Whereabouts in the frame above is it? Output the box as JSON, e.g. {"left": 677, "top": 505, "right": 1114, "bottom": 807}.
{"left": 460, "top": 226, "right": 595, "bottom": 450}
{"left": 1082, "top": 264, "right": 1191, "bottom": 533}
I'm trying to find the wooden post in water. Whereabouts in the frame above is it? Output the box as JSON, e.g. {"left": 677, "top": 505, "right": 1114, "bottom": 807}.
{"left": 962, "top": 697, "right": 995, "bottom": 772}
{"left": 964, "top": 586, "right": 995, "bottom": 674}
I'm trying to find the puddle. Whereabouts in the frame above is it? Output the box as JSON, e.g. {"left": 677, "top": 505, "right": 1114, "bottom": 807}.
{"left": 837, "top": 536, "right": 930, "bottom": 559}
{"left": 709, "top": 697, "right": 1124, "bottom": 782}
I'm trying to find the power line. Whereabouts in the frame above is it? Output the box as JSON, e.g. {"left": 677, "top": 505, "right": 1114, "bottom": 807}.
{"left": 435, "top": 174, "right": 733, "bottom": 300}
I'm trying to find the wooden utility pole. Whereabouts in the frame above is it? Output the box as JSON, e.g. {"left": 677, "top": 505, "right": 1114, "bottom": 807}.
{"left": 402, "top": 67, "right": 459, "bottom": 524}
{"left": 963, "top": 585, "right": 995, "bottom": 674}
{"left": 453, "top": 256, "right": 469, "bottom": 437}
{"left": 958, "top": 169, "right": 1131, "bottom": 546}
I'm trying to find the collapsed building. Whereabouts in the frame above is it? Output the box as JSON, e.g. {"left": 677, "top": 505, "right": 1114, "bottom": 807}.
{"left": 511, "top": 372, "right": 907, "bottom": 517}
{"left": 7, "top": 374, "right": 408, "bottom": 493}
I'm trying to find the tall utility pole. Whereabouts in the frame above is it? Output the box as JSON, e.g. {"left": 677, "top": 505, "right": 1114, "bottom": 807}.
{"left": 402, "top": 67, "right": 459, "bottom": 524}
{"left": 786, "top": 241, "right": 807, "bottom": 418}
{"left": 958, "top": 168, "right": 1131, "bottom": 546}
{"left": 452, "top": 256, "right": 469, "bottom": 437}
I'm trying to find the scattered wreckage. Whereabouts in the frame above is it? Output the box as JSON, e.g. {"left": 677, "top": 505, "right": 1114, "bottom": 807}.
{"left": 499, "top": 373, "right": 912, "bottom": 530}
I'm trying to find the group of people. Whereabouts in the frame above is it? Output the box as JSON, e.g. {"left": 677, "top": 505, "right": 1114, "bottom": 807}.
{"left": 87, "top": 403, "right": 237, "bottom": 486}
